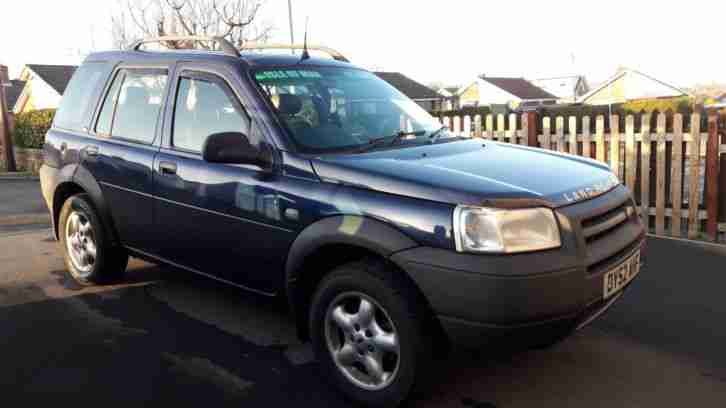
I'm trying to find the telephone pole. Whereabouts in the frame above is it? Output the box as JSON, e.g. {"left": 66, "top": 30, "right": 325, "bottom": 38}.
{"left": 287, "top": 0, "right": 295, "bottom": 52}
{"left": 0, "top": 65, "right": 16, "bottom": 172}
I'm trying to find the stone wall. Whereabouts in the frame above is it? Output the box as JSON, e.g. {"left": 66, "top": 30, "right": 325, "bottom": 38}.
{"left": 1, "top": 147, "right": 43, "bottom": 173}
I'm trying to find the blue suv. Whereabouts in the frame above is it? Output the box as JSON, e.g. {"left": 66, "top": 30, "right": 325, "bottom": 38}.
{"left": 40, "top": 37, "right": 645, "bottom": 407}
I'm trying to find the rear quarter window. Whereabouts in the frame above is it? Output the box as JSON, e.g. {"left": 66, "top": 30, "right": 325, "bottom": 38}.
{"left": 53, "top": 62, "right": 113, "bottom": 131}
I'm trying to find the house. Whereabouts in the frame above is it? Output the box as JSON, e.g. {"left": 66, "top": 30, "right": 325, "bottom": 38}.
{"left": 374, "top": 72, "right": 443, "bottom": 111}
{"left": 579, "top": 67, "right": 689, "bottom": 105}
{"left": 12, "top": 64, "right": 77, "bottom": 113}
{"left": 437, "top": 87, "right": 460, "bottom": 111}
{"left": 705, "top": 93, "right": 726, "bottom": 109}
{"left": 458, "top": 76, "right": 558, "bottom": 109}
{"left": 530, "top": 76, "right": 589, "bottom": 103}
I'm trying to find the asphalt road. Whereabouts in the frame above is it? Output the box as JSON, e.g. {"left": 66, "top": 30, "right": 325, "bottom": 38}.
{"left": 0, "top": 228, "right": 725, "bottom": 407}
{"left": 0, "top": 178, "right": 46, "bottom": 217}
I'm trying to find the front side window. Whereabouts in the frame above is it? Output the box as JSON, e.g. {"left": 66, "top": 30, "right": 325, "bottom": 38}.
{"left": 96, "top": 69, "right": 168, "bottom": 144}
{"left": 253, "top": 68, "right": 448, "bottom": 153}
{"left": 173, "top": 74, "right": 249, "bottom": 152}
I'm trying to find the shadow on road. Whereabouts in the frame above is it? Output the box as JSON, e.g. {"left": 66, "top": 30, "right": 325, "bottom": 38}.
{"left": 1, "top": 234, "right": 726, "bottom": 407}
{"left": 0, "top": 262, "right": 346, "bottom": 406}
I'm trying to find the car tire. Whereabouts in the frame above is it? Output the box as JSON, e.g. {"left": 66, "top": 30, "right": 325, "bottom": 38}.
{"left": 309, "top": 258, "right": 434, "bottom": 407}
{"left": 59, "top": 194, "right": 128, "bottom": 285}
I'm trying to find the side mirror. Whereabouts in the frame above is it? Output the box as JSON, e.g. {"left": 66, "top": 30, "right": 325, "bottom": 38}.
{"left": 202, "top": 132, "right": 271, "bottom": 168}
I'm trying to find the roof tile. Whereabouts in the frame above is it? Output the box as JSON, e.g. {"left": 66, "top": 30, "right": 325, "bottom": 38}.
{"left": 26, "top": 64, "right": 77, "bottom": 95}
{"left": 480, "top": 77, "right": 557, "bottom": 100}
{"left": 374, "top": 72, "right": 441, "bottom": 100}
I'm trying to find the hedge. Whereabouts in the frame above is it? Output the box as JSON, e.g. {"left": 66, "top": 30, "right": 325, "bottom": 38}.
{"left": 621, "top": 96, "right": 694, "bottom": 114}
{"left": 13, "top": 109, "right": 55, "bottom": 149}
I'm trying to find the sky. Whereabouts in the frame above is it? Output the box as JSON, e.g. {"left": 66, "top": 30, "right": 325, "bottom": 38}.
{"left": 2, "top": 0, "right": 725, "bottom": 89}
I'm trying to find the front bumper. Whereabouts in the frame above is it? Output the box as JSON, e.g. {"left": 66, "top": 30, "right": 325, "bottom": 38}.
{"left": 437, "top": 289, "right": 628, "bottom": 349}
{"left": 392, "top": 238, "right": 645, "bottom": 349}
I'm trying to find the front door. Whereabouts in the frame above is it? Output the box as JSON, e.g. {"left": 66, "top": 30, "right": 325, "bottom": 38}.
{"left": 152, "top": 66, "right": 296, "bottom": 294}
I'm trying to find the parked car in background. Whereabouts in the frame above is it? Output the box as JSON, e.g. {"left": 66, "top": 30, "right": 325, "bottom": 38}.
{"left": 40, "top": 37, "right": 645, "bottom": 407}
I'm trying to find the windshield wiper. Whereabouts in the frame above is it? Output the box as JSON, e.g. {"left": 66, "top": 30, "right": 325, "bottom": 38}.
{"left": 428, "top": 125, "right": 449, "bottom": 143}
{"left": 356, "top": 130, "right": 426, "bottom": 153}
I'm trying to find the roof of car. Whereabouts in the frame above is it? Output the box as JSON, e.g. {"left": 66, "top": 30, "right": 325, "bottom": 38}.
{"left": 238, "top": 52, "right": 353, "bottom": 68}
{"left": 86, "top": 50, "right": 355, "bottom": 69}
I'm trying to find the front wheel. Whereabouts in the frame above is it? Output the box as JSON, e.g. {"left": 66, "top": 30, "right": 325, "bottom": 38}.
{"left": 310, "top": 259, "right": 434, "bottom": 407}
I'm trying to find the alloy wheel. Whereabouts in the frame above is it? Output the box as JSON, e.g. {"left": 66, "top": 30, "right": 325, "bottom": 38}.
{"left": 324, "top": 291, "right": 401, "bottom": 390}
{"left": 65, "top": 211, "right": 97, "bottom": 278}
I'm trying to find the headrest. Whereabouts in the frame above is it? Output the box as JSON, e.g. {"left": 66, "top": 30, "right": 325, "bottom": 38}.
{"left": 276, "top": 93, "right": 303, "bottom": 115}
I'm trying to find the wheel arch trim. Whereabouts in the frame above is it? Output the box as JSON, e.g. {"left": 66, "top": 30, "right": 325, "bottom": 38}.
{"left": 284, "top": 215, "right": 419, "bottom": 339}
{"left": 51, "top": 164, "right": 119, "bottom": 245}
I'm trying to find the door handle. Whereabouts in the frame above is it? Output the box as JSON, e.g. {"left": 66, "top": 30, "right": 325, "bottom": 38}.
{"left": 159, "top": 161, "right": 178, "bottom": 175}
{"left": 83, "top": 145, "right": 99, "bottom": 157}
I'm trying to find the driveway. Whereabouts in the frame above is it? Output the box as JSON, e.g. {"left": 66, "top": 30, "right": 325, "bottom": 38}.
{"left": 0, "top": 178, "right": 49, "bottom": 233}
{"left": 0, "top": 229, "right": 724, "bottom": 407}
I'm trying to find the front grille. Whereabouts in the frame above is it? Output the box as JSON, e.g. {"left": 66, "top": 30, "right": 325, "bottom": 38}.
{"left": 557, "top": 185, "right": 644, "bottom": 276}
{"left": 581, "top": 195, "right": 641, "bottom": 275}
{"left": 582, "top": 201, "right": 631, "bottom": 243}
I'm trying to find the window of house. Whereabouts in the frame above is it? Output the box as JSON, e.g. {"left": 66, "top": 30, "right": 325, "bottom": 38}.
{"left": 172, "top": 74, "right": 250, "bottom": 153}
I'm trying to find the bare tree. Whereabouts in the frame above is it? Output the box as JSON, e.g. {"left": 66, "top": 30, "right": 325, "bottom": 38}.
{"left": 111, "top": 0, "right": 274, "bottom": 50}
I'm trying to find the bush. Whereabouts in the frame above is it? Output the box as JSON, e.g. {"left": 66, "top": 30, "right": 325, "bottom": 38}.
{"left": 622, "top": 96, "right": 694, "bottom": 115}
{"left": 12, "top": 109, "right": 55, "bottom": 149}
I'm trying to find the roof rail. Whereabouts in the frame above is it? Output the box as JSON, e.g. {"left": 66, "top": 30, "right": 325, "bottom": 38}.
{"left": 128, "top": 37, "right": 349, "bottom": 63}
{"left": 239, "top": 43, "right": 350, "bottom": 62}
{"left": 128, "top": 36, "right": 240, "bottom": 58}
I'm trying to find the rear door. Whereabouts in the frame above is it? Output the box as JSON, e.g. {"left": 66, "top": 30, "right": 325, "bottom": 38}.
{"left": 152, "top": 63, "right": 296, "bottom": 294}
{"left": 83, "top": 66, "right": 170, "bottom": 251}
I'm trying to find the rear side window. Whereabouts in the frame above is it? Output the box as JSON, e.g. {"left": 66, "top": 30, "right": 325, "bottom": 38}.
{"left": 172, "top": 74, "right": 250, "bottom": 152}
{"left": 54, "top": 62, "right": 112, "bottom": 131}
{"left": 95, "top": 68, "right": 168, "bottom": 144}
{"left": 95, "top": 71, "right": 123, "bottom": 136}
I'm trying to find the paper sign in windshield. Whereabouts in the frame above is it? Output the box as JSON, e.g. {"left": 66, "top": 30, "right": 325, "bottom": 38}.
{"left": 255, "top": 70, "right": 322, "bottom": 81}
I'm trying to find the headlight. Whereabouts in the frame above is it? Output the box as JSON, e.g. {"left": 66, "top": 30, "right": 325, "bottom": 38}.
{"left": 453, "top": 206, "right": 561, "bottom": 253}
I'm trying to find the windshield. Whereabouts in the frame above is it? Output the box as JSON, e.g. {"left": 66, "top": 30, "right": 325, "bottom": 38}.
{"left": 253, "top": 67, "right": 448, "bottom": 153}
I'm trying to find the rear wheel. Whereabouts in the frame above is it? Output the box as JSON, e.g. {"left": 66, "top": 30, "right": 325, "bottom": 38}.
{"left": 310, "top": 259, "right": 434, "bottom": 407}
{"left": 59, "top": 194, "right": 128, "bottom": 285}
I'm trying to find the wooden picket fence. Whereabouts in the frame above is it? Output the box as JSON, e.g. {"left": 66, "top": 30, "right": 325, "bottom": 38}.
{"left": 434, "top": 110, "right": 726, "bottom": 242}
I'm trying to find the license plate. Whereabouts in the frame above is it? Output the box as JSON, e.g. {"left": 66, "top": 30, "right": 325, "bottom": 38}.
{"left": 603, "top": 250, "right": 641, "bottom": 299}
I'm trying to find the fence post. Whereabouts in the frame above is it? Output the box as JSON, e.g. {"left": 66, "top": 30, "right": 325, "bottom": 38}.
{"left": 706, "top": 113, "right": 720, "bottom": 240}
{"left": 687, "top": 114, "right": 701, "bottom": 239}
{"left": 525, "top": 111, "right": 538, "bottom": 148}
{"left": 0, "top": 65, "right": 17, "bottom": 171}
